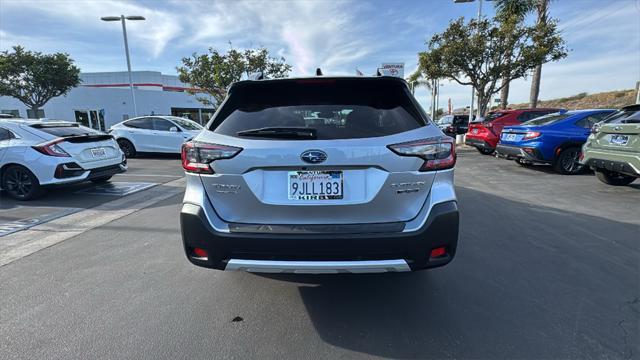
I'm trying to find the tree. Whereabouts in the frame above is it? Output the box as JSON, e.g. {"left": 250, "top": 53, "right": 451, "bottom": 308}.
{"left": 416, "top": 16, "right": 566, "bottom": 116}
{"left": 494, "top": 0, "right": 555, "bottom": 108}
{"left": 494, "top": 0, "right": 535, "bottom": 109}
{"left": 0, "top": 46, "right": 81, "bottom": 116}
{"left": 177, "top": 47, "right": 292, "bottom": 107}
{"left": 407, "top": 70, "right": 437, "bottom": 118}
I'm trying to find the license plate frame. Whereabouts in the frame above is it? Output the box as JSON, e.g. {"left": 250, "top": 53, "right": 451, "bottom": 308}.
{"left": 609, "top": 135, "right": 629, "bottom": 146}
{"left": 505, "top": 133, "right": 517, "bottom": 141}
{"left": 288, "top": 170, "right": 343, "bottom": 200}
{"left": 90, "top": 147, "right": 107, "bottom": 158}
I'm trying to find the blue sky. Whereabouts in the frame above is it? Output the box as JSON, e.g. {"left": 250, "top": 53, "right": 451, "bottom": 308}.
{"left": 1, "top": 0, "right": 639, "bottom": 110}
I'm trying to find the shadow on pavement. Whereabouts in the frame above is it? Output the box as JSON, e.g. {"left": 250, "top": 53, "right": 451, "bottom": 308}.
{"left": 254, "top": 186, "right": 639, "bottom": 359}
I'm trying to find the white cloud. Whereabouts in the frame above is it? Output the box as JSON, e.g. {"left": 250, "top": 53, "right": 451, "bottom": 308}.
{"left": 1, "top": 0, "right": 182, "bottom": 58}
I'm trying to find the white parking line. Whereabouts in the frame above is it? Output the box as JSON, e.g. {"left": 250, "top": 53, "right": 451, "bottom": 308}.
{"left": 115, "top": 173, "right": 183, "bottom": 178}
{"left": 0, "top": 178, "right": 185, "bottom": 267}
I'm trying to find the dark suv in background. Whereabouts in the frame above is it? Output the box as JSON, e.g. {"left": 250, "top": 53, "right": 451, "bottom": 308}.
{"left": 466, "top": 108, "right": 562, "bottom": 154}
{"left": 437, "top": 114, "right": 474, "bottom": 137}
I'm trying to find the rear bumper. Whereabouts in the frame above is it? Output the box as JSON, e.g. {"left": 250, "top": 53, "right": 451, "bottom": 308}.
{"left": 180, "top": 200, "right": 460, "bottom": 273}
{"left": 582, "top": 149, "right": 640, "bottom": 177}
{"left": 465, "top": 137, "right": 494, "bottom": 150}
{"left": 496, "top": 144, "right": 546, "bottom": 163}
{"left": 585, "top": 158, "right": 640, "bottom": 177}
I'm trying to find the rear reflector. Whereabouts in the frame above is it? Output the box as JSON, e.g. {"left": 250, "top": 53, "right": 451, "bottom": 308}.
{"left": 388, "top": 137, "right": 456, "bottom": 171}
{"left": 430, "top": 247, "right": 446, "bottom": 258}
{"left": 193, "top": 247, "right": 208, "bottom": 258}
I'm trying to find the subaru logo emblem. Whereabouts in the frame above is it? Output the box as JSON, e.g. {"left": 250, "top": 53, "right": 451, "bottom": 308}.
{"left": 301, "top": 150, "right": 327, "bottom": 164}
{"left": 613, "top": 126, "right": 622, "bottom": 131}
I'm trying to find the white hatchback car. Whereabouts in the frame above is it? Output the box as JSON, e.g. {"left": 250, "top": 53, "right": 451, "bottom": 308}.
{"left": 0, "top": 119, "right": 126, "bottom": 200}
{"left": 109, "top": 116, "right": 203, "bottom": 157}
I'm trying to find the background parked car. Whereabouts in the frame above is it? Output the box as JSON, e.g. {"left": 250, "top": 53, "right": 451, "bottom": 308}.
{"left": 581, "top": 110, "right": 640, "bottom": 186}
{"left": 466, "top": 108, "right": 562, "bottom": 154}
{"left": 109, "top": 116, "right": 203, "bottom": 157}
{"left": 437, "top": 114, "right": 475, "bottom": 137}
{"left": 496, "top": 109, "right": 614, "bottom": 174}
{"left": 0, "top": 119, "right": 126, "bottom": 200}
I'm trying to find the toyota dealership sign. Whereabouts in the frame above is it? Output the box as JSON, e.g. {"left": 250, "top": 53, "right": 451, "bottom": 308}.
{"left": 379, "top": 63, "right": 404, "bottom": 78}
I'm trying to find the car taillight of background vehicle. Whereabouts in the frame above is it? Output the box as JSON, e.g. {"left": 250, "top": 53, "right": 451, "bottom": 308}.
{"left": 181, "top": 141, "right": 242, "bottom": 174}
{"left": 591, "top": 123, "right": 601, "bottom": 134}
{"left": 388, "top": 137, "right": 456, "bottom": 171}
{"left": 522, "top": 131, "right": 541, "bottom": 140}
{"left": 32, "top": 139, "right": 70, "bottom": 157}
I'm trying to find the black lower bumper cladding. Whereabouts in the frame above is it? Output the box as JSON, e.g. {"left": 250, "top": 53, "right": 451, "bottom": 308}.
{"left": 496, "top": 144, "right": 545, "bottom": 162}
{"left": 180, "top": 201, "right": 460, "bottom": 271}
{"left": 465, "top": 138, "right": 492, "bottom": 149}
{"left": 587, "top": 158, "right": 639, "bottom": 177}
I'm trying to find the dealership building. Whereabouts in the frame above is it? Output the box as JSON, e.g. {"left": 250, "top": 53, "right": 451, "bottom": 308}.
{"left": 0, "top": 71, "right": 215, "bottom": 131}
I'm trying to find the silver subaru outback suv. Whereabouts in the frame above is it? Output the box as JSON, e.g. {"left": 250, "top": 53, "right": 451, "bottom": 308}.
{"left": 180, "top": 76, "right": 459, "bottom": 273}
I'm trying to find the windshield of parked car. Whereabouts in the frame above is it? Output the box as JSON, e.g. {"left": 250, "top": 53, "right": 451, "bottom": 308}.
{"left": 168, "top": 117, "right": 203, "bottom": 130}
{"left": 437, "top": 115, "right": 453, "bottom": 125}
{"left": 211, "top": 79, "right": 426, "bottom": 140}
{"left": 522, "top": 113, "right": 571, "bottom": 126}
{"left": 30, "top": 123, "right": 100, "bottom": 137}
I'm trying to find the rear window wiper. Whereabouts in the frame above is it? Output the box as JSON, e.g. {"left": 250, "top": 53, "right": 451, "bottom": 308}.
{"left": 237, "top": 127, "right": 317, "bottom": 139}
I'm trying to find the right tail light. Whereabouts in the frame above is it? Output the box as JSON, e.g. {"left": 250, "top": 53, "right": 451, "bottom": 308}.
{"left": 181, "top": 141, "right": 242, "bottom": 174}
{"left": 388, "top": 137, "right": 456, "bottom": 171}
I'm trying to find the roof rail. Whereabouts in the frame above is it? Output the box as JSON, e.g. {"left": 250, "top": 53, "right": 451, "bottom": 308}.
{"left": 316, "top": 68, "right": 323, "bottom": 76}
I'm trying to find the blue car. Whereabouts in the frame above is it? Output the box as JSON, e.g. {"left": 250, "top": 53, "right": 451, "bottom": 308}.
{"left": 496, "top": 109, "right": 615, "bottom": 174}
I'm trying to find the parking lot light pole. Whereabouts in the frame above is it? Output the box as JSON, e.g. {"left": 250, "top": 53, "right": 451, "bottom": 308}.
{"left": 454, "top": 0, "right": 485, "bottom": 121}
{"left": 101, "top": 15, "right": 145, "bottom": 117}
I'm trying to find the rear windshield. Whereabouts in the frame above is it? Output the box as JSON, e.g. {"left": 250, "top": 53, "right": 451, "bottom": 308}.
{"left": 604, "top": 109, "right": 640, "bottom": 124}
{"left": 210, "top": 78, "right": 426, "bottom": 140}
{"left": 483, "top": 112, "right": 507, "bottom": 122}
{"left": 522, "top": 113, "right": 570, "bottom": 126}
{"left": 31, "top": 124, "right": 100, "bottom": 137}
{"left": 167, "top": 117, "right": 203, "bottom": 130}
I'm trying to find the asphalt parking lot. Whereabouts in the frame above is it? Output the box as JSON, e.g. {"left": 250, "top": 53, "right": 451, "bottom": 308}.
{"left": 1, "top": 148, "right": 638, "bottom": 359}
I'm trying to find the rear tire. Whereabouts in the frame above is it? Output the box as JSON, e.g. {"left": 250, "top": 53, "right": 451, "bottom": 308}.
{"left": 117, "top": 139, "right": 136, "bottom": 158}
{"left": 477, "top": 148, "right": 495, "bottom": 155}
{"left": 90, "top": 176, "right": 113, "bottom": 184}
{"left": 1, "top": 165, "right": 43, "bottom": 200}
{"left": 553, "top": 147, "right": 584, "bottom": 175}
{"left": 595, "top": 170, "right": 636, "bottom": 186}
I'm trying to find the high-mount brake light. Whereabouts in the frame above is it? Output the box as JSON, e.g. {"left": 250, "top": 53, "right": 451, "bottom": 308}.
{"left": 388, "top": 137, "right": 456, "bottom": 171}
{"left": 522, "top": 131, "right": 541, "bottom": 140}
{"left": 32, "top": 138, "right": 70, "bottom": 157}
{"left": 181, "top": 141, "right": 242, "bottom": 174}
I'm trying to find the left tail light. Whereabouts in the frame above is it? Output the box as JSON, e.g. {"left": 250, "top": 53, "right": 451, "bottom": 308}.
{"left": 181, "top": 141, "right": 242, "bottom": 174}
{"left": 32, "top": 139, "right": 70, "bottom": 157}
{"left": 388, "top": 137, "right": 456, "bottom": 171}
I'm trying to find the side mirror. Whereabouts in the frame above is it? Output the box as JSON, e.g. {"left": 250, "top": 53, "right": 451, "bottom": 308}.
{"left": 169, "top": 126, "right": 179, "bottom": 132}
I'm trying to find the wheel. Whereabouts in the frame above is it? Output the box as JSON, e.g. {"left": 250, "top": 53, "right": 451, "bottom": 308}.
{"left": 90, "top": 176, "right": 113, "bottom": 184}
{"left": 117, "top": 139, "right": 136, "bottom": 158}
{"left": 553, "top": 147, "right": 584, "bottom": 175}
{"left": 1, "top": 165, "right": 43, "bottom": 200}
{"left": 595, "top": 170, "right": 636, "bottom": 186}
{"left": 477, "top": 147, "right": 495, "bottom": 155}
{"left": 515, "top": 158, "right": 532, "bottom": 167}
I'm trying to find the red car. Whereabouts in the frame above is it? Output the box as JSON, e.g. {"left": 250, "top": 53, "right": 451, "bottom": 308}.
{"left": 465, "top": 108, "right": 562, "bottom": 154}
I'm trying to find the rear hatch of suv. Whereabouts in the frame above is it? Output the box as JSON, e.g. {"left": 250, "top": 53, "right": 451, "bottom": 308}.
{"left": 187, "top": 77, "right": 454, "bottom": 225}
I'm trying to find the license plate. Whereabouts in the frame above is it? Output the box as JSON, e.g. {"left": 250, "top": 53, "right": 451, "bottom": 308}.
{"left": 472, "top": 128, "right": 479, "bottom": 134}
{"left": 505, "top": 133, "right": 517, "bottom": 141}
{"left": 90, "top": 147, "right": 107, "bottom": 158}
{"left": 288, "top": 171, "right": 343, "bottom": 200}
{"left": 610, "top": 135, "right": 629, "bottom": 146}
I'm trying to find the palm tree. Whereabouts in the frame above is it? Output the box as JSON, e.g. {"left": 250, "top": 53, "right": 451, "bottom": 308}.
{"left": 407, "top": 70, "right": 438, "bottom": 118}
{"left": 493, "top": 0, "right": 550, "bottom": 109}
